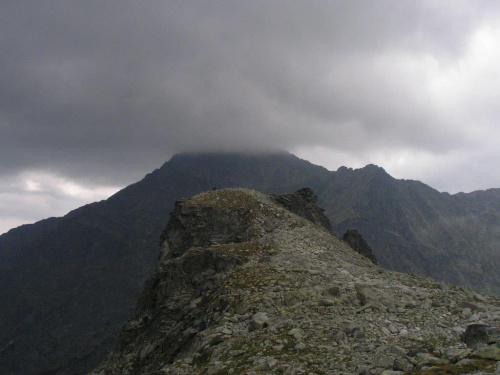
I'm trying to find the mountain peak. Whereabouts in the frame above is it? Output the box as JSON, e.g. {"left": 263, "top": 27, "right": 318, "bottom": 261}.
{"left": 337, "top": 163, "right": 389, "bottom": 176}
{"left": 363, "top": 163, "right": 386, "bottom": 171}
{"left": 360, "top": 163, "right": 391, "bottom": 177}
{"left": 167, "top": 150, "right": 293, "bottom": 163}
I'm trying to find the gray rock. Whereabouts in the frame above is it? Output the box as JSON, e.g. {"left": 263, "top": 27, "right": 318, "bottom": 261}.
{"left": 235, "top": 301, "right": 249, "bottom": 315}
{"left": 270, "top": 188, "right": 333, "bottom": 232}
{"left": 476, "top": 345, "right": 500, "bottom": 360}
{"left": 252, "top": 358, "right": 278, "bottom": 371}
{"left": 381, "top": 327, "right": 391, "bottom": 336}
{"left": 459, "top": 301, "right": 482, "bottom": 312}
{"left": 356, "top": 284, "right": 393, "bottom": 310}
{"left": 372, "top": 354, "right": 395, "bottom": 369}
{"left": 443, "top": 347, "right": 472, "bottom": 363}
{"left": 461, "top": 307, "right": 472, "bottom": 317}
{"left": 319, "top": 298, "right": 336, "bottom": 307}
{"left": 250, "top": 312, "right": 269, "bottom": 330}
{"left": 162, "top": 199, "right": 253, "bottom": 260}
{"left": 336, "top": 331, "right": 347, "bottom": 341}
{"left": 388, "top": 324, "right": 398, "bottom": 334}
{"left": 284, "top": 292, "right": 303, "bottom": 307}
{"left": 393, "top": 357, "right": 411, "bottom": 372}
{"left": 412, "top": 353, "right": 448, "bottom": 368}
{"left": 288, "top": 328, "right": 304, "bottom": 340}
{"left": 295, "top": 342, "right": 306, "bottom": 350}
{"left": 359, "top": 344, "right": 376, "bottom": 353}
{"left": 461, "top": 324, "right": 500, "bottom": 349}
{"left": 342, "top": 228, "right": 378, "bottom": 265}
{"left": 356, "top": 365, "right": 370, "bottom": 375}
{"left": 474, "top": 293, "right": 489, "bottom": 302}
{"left": 345, "top": 322, "right": 362, "bottom": 335}
{"left": 389, "top": 346, "right": 406, "bottom": 357}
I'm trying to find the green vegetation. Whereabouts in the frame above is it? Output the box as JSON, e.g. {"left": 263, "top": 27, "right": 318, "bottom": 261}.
{"left": 409, "top": 359, "right": 497, "bottom": 374}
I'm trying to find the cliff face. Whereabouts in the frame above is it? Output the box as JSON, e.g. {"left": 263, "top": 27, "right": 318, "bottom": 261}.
{"left": 92, "top": 189, "right": 500, "bottom": 375}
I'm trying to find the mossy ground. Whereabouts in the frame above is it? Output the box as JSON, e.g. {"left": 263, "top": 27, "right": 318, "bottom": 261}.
{"left": 212, "top": 241, "right": 264, "bottom": 259}
{"left": 189, "top": 189, "right": 267, "bottom": 212}
{"left": 409, "top": 358, "right": 497, "bottom": 374}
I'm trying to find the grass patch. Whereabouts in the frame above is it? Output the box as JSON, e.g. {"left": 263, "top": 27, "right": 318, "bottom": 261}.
{"left": 409, "top": 359, "right": 498, "bottom": 374}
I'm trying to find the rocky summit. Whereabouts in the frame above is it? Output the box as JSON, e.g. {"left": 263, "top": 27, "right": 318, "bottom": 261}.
{"left": 91, "top": 188, "right": 500, "bottom": 375}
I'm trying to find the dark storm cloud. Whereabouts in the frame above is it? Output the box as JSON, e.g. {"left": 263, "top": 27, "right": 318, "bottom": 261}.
{"left": 0, "top": 0, "right": 494, "bottom": 184}
{"left": 1, "top": 0, "right": 500, "bottom": 202}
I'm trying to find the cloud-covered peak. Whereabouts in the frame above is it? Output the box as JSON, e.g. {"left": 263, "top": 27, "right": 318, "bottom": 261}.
{"left": 2, "top": 1, "right": 500, "bottom": 233}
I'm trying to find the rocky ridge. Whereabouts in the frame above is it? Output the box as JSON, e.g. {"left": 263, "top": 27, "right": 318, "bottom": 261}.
{"left": 92, "top": 188, "right": 500, "bottom": 375}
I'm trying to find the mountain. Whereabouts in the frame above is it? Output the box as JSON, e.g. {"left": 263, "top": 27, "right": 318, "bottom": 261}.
{"left": 0, "top": 152, "right": 499, "bottom": 374}
{"left": 0, "top": 153, "right": 330, "bottom": 375}
{"left": 91, "top": 188, "right": 500, "bottom": 374}
{"left": 320, "top": 165, "right": 500, "bottom": 295}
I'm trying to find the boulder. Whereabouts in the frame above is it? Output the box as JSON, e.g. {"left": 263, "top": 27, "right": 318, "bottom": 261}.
{"left": 250, "top": 312, "right": 269, "bottom": 330}
{"left": 476, "top": 345, "right": 500, "bottom": 361}
{"left": 342, "top": 229, "right": 378, "bottom": 264}
{"left": 461, "top": 324, "right": 500, "bottom": 349}
{"left": 355, "top": 284, "right": 393, "bottom": 311}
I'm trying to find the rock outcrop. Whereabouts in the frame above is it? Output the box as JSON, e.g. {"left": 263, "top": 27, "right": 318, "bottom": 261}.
{"left": 92, "top": 188, "right": 500, "bottom": 375}
{"left": 343, "top": 228, "right": 378, "bottom": 264}
{"left": 270, "top": 187, "right": 333, "bottom": 233}
{"left": 461, "top": 324, "right": 500, "bottom": 350}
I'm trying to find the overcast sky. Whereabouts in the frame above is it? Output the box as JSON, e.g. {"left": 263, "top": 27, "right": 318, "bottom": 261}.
{"left": 2, "top": 1, "right": 500, "bottom": 234}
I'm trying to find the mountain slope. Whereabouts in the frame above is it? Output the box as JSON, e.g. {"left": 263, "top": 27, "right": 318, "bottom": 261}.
{"left": 1, "top": 152, "right": 499, "bottom": 375}
{"left": 91, "top": 188, "right": 500, "bottom": 375}
{"left": 319, "top": 165, "right": 500, "bottom": 295}
{"left": 0, "top": 152, "right": 330, "bottom": 375}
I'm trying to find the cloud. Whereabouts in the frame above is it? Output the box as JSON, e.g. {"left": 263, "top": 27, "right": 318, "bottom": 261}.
{"left": 2, "top": 1, "right": 500, "bottom": 232}
{"left": 0, "top": 171, "right": 119, "bottom": 234}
